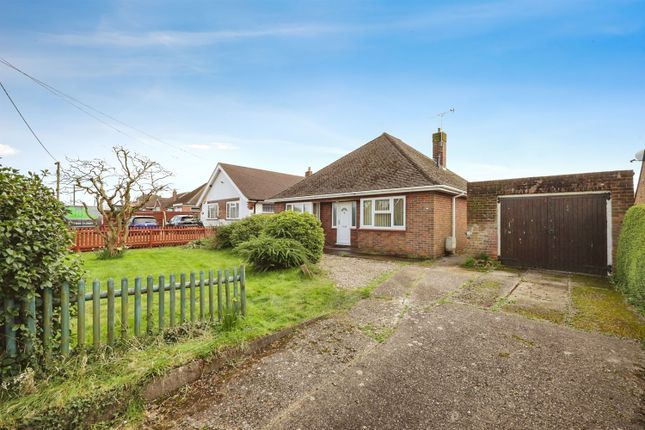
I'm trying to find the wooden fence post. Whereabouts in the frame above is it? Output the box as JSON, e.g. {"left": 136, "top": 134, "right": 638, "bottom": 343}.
{"left": 217, "top": 269, "right": 223, "bottom": 321}
{"left": 169, "top": 274, "right": 176, "bottom": 328}
{"left": 77, "top": 281, "right": 85, "bottom": 349}
{"left": 60, "top": 283, "right": 70, "bottom": 356}
{"left": 23, "top": 295, "right": 36, "bottom": 354}
{"left": 3, "top": 298, "right": 16, "bottom": 357}
{"left": 158, "top": 275, "right": 165, "bottom": 331}
{"left": 107, "top": 279, "right": 115, "bottom": 346}
{"left": 134, "top": 277, "right": 142, "bottom": 337}
{"left": 180, "top": 273, "right": 186, "bottom": 324}
{"left": 240, "top": 265, "right": 247, "bottom": 317}
{"left": 43, "top": 287, "right": 53, "bottom": 361}
{"left": 93, "top": 280, "right": 100, "bottom": 348}
{"left": 208, "top": 269, "right": 214, "bottom": 322}
{"left": 189, "top": 272, "right": 196, "bottom": 322}
{"left": 224, "top": 269, "right": 231, "bottom": 312}
{"left": 233, "top": 267, "right": 239, "bottom": 316}
{"left": 146, "top": 276, "right": 154, "bottom": 334}
{"left": 121, "top": 278, "right": 129, "bottom": 339}
{"left": 199, "top": 271, "right": 205, "bottom": 321}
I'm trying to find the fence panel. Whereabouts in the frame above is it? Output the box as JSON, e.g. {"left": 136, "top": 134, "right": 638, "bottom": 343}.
{"left": 2, "top": 265, "right": 246, "bottom": 367}
{"left": 71, "top": 226, "right": 213, "bottom": 252}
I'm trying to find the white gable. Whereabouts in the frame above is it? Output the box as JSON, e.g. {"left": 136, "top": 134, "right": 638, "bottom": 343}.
{"left": 199, "top": 165, "right": 251, "bottom": 226}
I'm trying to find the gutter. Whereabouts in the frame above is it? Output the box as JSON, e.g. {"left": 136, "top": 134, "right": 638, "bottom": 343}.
{"left": 266, "top": 184, "right": 466, "bottom": 203}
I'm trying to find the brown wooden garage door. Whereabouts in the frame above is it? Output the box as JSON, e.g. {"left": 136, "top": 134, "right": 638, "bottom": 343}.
{"left": 499, "top": 193, "right": 608, "bottom": 274}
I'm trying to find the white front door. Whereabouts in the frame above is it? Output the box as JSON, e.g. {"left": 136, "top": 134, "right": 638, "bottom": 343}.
{"left": 336, "top": 202, "right": 352, "bottom": 245}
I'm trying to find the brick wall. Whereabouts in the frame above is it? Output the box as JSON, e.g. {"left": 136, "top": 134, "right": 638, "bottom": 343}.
{"left": 466, "top": 170, "right": 635, "bottom": 260}
{"left": 275, "top": 191, "right": 467, "bottom": 259}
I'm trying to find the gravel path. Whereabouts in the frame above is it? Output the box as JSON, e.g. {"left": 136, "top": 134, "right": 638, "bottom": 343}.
{"left": 319, "top": 254, "right": 399, "bottom": 289}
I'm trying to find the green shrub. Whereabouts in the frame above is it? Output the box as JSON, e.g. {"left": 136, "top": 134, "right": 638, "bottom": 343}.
{"left": 0, "top": 166, "right": 83, "bottom": 378}
{"left": 228, "top": 215, "right": 270, "bottom": 247}
{"left": 264, "top": 211, "right": 324, "bottom": 263}
{"left": 234, "top": 236, "right": 308, "bottom": 271}
{"left": 213, "top": 223, "right": 234, "bottom": 249}
{"left": 614, "top": 204, "right": 645, "bottom": 314}
{"left": 462, "top": 253, "right": 500, "bottom": 271}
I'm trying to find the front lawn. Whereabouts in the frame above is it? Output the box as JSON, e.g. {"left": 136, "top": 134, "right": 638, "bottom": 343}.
{"left": 0, "top": 247, "right": 364, "bottom": 429}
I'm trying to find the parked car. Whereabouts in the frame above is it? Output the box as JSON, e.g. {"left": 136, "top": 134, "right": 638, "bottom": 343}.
{"left": 128, "top": 216, "right": 159, "bottom": 228}
{"left": 167, "top": 215, "right": 203, "bottom": 227}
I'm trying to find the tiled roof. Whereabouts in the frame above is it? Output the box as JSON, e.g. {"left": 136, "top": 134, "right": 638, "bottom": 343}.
{"left": 172, "top": 183, "right": 206, "bottom": 207}
{"left": 272, "top": 133, "right": 467, "bottom": 199}
{"left": 220, "top": 163, "right": 304, "bottom": 201}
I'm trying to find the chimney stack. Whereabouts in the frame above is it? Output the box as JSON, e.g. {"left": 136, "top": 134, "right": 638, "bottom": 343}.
{"left": 305, "top": 167, "right": 313, "bottom": 177}
{"left": 432, "top": 128, "right": 447, "bottom": 168}
{"left": 172, "top": 189, "right": 178, "bottom": 201}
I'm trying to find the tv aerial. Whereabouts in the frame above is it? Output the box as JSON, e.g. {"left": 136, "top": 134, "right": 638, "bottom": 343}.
{"left": 632, "top": 149, "right": 644, "bottom": 162}
{"left": 436, "top": 107, "right": 455, "bottom": 129}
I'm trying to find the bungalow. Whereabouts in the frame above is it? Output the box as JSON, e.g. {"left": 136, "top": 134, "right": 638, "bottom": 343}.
{"left": 198, "top": 163, "right": 303, "bottom": 226}
{"left": 268, "top": 130, "right": 468, "bottom": 259}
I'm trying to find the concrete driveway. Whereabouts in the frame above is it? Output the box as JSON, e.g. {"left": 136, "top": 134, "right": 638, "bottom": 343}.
{"left": 144, "top": 260, "right": 645, "bottom": 430}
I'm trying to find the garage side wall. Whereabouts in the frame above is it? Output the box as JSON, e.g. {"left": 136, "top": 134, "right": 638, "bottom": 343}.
{"left": 465, "top": 170, "right": 634, "bottom": 261}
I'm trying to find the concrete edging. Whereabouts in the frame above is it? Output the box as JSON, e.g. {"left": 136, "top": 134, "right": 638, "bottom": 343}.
{"left": 141, "top": 316, "right": 326, "bottom": 402}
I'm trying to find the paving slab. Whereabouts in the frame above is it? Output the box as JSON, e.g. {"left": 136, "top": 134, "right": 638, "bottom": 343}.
{"left": 269, "top": 305, "right": 645, "bottom": 430}
{"left": 410, "top": 266, "right": 478, "bottom": 305}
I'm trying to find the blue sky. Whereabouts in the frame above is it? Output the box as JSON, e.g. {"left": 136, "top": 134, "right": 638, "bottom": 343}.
{"left": 1, "top": 0, "right": 644, "bottom": 201}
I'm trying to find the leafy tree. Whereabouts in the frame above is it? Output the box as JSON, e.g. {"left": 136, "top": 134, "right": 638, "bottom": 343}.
{"left": 0, "top": 166, "right": 82, "bottom": 377}
{"left": 64, "top": 146, "right": 171, "bottom": 257}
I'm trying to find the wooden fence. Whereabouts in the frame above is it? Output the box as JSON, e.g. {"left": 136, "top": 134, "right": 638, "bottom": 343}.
{"left": 2, "top": 266, "right": 246, "bottom": 362}
{"left": 72, "top": 226, "right": 212, "bottom": 251}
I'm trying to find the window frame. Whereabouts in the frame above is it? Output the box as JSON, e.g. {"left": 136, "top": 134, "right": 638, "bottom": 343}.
{"left": 261, "top": 203, "right": 275, "bottom": 214}
{"left": 360, "top": 196, "right": 406, "bottom": 230}
{"left": 285, "top": 202, "right": 314, "bottom": 214}
{"left": 207, "top": 203, "right": 219, "bottom": 220}
{"left": 226, "top": 201, "right": 240, "bottom": 220}
{"left": 331, "top": 201, "right": 357, "bottom": 229}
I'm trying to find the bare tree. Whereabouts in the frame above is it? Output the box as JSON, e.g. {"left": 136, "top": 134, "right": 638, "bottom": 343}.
{"left": 64, "top": 146, "right": 172, "bottom": 257}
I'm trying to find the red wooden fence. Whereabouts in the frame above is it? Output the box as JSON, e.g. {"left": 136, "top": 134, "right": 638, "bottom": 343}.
{"left": 71, "top": 226, "right": 213, "bottom": 252}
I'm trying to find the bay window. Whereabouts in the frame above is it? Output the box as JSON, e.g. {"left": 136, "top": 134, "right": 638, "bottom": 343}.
{"left": 360, "top": 196, "right": 405, "bottom": 229}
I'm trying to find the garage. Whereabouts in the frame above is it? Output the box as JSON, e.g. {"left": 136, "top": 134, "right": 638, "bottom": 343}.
{"left": 498, "top": 193, "right": 610, "bottom": 274}
{"left": 465, "top": 170, "right": 635, "bottom": 276}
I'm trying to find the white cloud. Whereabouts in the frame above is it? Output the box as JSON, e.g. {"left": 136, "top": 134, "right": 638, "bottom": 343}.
{"left": 212, "top": 143, "right": 239, "bottom": 151}
{"left": 47, "top": 25, "right": 335, "bottom": 48}
{"left": 0, "top": 144, "right": 17, "bottom": 157}
{"left": 186, "top": 144, "right": 211, "bottom": 150}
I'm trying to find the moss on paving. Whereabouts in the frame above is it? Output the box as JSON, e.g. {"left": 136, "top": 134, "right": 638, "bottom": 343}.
{"left": 503, "top": 303, "right": 566, "bottom": 324}
{"left": 0, "top": 247, "right": 366, "bottom": 429}
{"left": 358, "top": 323, "right": 395, "bottom": 343}
{"left": 454, "top": 279, "right": 502, "bottom": 308}
{"left": 571, "top": 285, "right": 645, "bottom": 340}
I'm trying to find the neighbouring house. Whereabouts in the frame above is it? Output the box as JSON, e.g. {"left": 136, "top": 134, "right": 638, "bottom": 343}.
{"left": 466, "top": 170, "right": 634, "bottom": 275}
{"left": 268, "top": 131, "right": 468, "bottom": 259}
{"left": 167, "top": 183, "right": 206, "bottom": 212}
{"left": 198, "top": 163, "right": 304, "bottom": 226}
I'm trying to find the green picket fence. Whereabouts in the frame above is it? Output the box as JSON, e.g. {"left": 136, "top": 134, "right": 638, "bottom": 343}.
{"left": 2, "top": 266, "right": 246, "bottom": 361}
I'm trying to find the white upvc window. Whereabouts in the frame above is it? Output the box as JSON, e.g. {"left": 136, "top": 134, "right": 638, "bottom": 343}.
{"left": 286, "top": 202, "right": 314, "bottom": 214}
{"left": 226, "top": 201, "right": 240, "bottom": 219}
{"left": 262, "top": 203, "right": 275, "bottom": 213}
{"left": 331, "top": 201, "right": 357, "bottom": 228}
{"left": 313, "top": 202, "right": 321, "bottom": 220}
{"left": 207, "top": 203, "right": 219, "bottom": 219}
{"left": 360, "top": 196, "right": 405, "bottom": 230}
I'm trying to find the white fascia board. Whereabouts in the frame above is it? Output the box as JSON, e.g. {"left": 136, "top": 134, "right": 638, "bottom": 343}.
{"left": 266, "top": 184, "right": 466, "bottom": 203}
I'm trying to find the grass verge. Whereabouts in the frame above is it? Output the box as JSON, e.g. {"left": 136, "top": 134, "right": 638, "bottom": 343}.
{"left": 0, "top": 247, "right": 366, "bottom": 429}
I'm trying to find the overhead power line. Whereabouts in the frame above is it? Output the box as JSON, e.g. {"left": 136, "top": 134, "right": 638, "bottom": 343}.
{"left": 0, "top": 79, "right": 57, "bottom": 162}
{"left": 0, "top": 56, "right": 199, "bottom": 159}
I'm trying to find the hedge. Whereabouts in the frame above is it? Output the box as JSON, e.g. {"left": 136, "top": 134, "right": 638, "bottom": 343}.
{"left": 614, "top": 204, "right": 645, "bottom": 314}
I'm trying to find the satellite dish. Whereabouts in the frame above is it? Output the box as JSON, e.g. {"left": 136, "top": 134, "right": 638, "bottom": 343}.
{"left": 636, "top": 149, "right": 645, "bottom": 161}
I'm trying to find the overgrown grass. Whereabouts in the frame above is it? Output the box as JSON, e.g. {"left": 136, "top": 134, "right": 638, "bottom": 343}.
{"left": 571, "top": 285, "right": 645, "bottom": 340}
{"left": 0, "top": 247, "right": 364, "bottom": 429}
